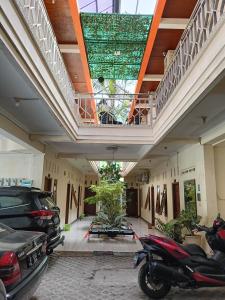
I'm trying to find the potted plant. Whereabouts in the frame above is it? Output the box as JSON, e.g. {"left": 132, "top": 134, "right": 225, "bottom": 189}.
{"left": 156, "top": 218, "right": 183, "bottom": 243}
{"left": 156, "top": 201, "right": 201, "bottom": 245}
{"left": 180, "top": 201, "right": 202, "bottom": 246}
{"left": 85, "top": 180, "right": 126, "bottom": 229}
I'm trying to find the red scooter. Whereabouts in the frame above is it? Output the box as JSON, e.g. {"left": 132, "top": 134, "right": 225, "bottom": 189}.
{"left": 134, "top": 215, "right": 225, "bottom": 298}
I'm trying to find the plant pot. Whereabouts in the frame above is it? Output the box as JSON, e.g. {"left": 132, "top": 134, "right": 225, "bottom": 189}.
{"left": 183, "top": 234, "right": 202, "bottom": 246}
{"left": 63, "top": 224, "right": 71, "bottom": 231}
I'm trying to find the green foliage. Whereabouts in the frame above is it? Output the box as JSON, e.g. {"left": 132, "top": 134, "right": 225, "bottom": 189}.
{"left": 179, "top": 201, "right": 201, "bottom": 235}
{"left": 99, "top": 162, "right": 121, "bottom": 182}
{"left": 156, "top": 218, "right": 183, "bottom": 243}
{"left": 79, "top": 213, "right": 85, "bottom": 220}
{"left": 85, "top": 180, "right": 126, "bottom": 228}
{"left": 81, "top": 13, "right": 152, "bottom": 80}
{"left": 108, "top": 80, "right": 117, "bottom": 95}
{"left": 156, "top": 201, "right": 201, "bottom": 242}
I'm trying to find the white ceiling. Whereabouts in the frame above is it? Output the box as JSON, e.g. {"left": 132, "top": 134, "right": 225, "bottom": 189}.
{"left": 131, "top": 71, "right": 225, "bottom": 174}
{"left": 48, "top": 141, "right": 151, "bottom": 161}
{"left": 0, "top": 40, "right": 64, "bottom": 135}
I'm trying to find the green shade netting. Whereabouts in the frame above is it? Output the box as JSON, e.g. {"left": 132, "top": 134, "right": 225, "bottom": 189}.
{"left": 81, "top": 13, "right": 152, "bottom": 80}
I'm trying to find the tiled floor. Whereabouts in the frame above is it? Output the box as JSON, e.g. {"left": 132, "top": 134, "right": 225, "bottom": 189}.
{"left": 34, "top": 253, "right": 225, "bottom": 300}
{"left": 56, "top": 217, "right": 160, "bottom": 253}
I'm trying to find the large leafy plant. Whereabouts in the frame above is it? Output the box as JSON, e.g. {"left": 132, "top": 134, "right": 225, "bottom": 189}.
{"left": 85, "top": 180, "right": 126, "bottom": 228}
{"left": 179, "top": 201, "right": 201, "bottom": 236}
{"left": 156, "top": 201, "right": 201, "bottom": 242}
{"left": 99, "top": 162, "right": 121, "bottom": 182}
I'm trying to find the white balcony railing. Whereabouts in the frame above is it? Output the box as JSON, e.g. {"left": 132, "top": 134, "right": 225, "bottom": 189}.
{"left": 75, "top": 93, "right": 152, "bottom": 127}
{"left": 14, "top": 0, "right": 76, "bottom": 111}
{"left": 155, "top": 0, "right": 225, "bottom": 116}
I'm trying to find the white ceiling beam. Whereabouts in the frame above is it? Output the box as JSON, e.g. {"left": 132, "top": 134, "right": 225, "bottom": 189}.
{"left": 58, "top": 44, "right": 80, "bottom": 54}
{"left": 159, "top": 18, "right": 189, "bottom": 30}
{"left": 143, "top": 74, "right": 163, "bottom": 82}
{"left": 29, "top": 134, "right": 71, "bottom": 143}
{"left": 163, "top": 137, "right": 200, "bottom": 144}
{"left": 56, "top": 153, "right": 84, "bottom": 159}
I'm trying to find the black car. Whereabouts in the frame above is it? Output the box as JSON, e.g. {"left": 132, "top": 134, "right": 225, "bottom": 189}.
{"left": 0, "top": 187, "right": 64, "bottom": 254}
{"left": 0, "top": 223, "right": 48, "bottom": 300}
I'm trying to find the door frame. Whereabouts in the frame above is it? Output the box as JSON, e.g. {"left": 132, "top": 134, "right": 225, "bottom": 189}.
{"left": 65, "top": 183, "right": 71, "bottom": 224}
{"left": 126, "top": 188, "right": 138, "bottom": 217}
{"left": 151, "top": 186, "right": 155, "bottom": 226}
{"left": 172, "top": 181, "right": 180, "bottom": 219}
{"left": 77, "top": 185, "right": 81, "bottom": 219}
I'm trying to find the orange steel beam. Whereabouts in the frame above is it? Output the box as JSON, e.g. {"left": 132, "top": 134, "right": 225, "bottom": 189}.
{"left": 129, "top": 0, "right": 167, "bottom": 120}
{"left": 68, "top": 0, "right": 97, "bottom": 122}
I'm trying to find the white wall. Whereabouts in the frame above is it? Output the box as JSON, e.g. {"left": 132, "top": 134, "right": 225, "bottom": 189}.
{"left": 214, "top": 144, "right": 225, "bottom": 219}
{"left": 0, "top": 153, "right": 44, "bottom": 187}
{"left": 139, "top": 144, "right": 218, "bottom": 226}
{"left": 42, "top": 150, "right": 85, "bottom": 225}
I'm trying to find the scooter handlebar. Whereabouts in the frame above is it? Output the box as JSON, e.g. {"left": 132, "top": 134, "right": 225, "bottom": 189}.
{"left": 194, "top": 224, "right": 212, "bottom": 233}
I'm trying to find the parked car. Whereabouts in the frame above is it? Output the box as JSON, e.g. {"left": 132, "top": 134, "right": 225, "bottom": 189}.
{"left": 0, "top": 187, "right": 65, "bottom": 254}
{"left": 0, "top": 223, "right": 48, "bottom": 300}
{"left": 0, "top": 279, "right": 6, "bottom": 300}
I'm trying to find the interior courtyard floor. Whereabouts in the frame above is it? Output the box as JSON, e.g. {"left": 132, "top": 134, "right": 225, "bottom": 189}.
{"left": 34, "top": 253, "right": 225, "bottom": 300}
{"left": 56, "top": 217, "right": 160, "bottom": 254}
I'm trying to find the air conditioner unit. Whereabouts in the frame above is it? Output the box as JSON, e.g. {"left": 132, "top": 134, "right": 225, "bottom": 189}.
{"left": 164, "top": 50, "right": 175, "bottom": 71}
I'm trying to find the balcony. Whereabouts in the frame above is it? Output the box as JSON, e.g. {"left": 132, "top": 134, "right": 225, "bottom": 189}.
{"left": 7, "top": 0, "right": 225, "bottom": 144}
{"left": 155, "top": 0, "right": 225, "bottom": 116}
{"left": 75, "top": 93, "right": 153, "bottom": 127}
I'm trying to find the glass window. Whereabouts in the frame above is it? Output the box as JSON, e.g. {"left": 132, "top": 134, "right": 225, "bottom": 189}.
{"left": 39, "top": 196, "right": 55, "bottom": 210}
{"left": 0, "top": 196, "right": 29, "bottom": 209}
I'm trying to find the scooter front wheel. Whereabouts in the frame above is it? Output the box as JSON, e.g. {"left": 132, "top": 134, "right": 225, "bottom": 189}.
{"left": 138, "top": 262, "right": 171, "bottom": 299}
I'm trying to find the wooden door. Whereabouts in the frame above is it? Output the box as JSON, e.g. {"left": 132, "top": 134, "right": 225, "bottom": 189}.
{"left": 65, "top": 183, "right": 71, "bottom": 224}
{"left": 84, "top": 187, "right": 96, "bottom": 216}
{"left": 151, "top": 186, "right": 155, "bottom": 226}
{"left": 126, "top": 188, "right": 138, "bottom": 217}
{"left": 44, "top": 175, "right": 52, "bottom": 192}
{"left": 172, "top": 182, "right": 180, "bottom": 219}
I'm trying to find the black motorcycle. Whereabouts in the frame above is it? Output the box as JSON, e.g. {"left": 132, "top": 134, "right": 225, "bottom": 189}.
{"left": 134, "top": 215, "right": 225, "bottom": 298}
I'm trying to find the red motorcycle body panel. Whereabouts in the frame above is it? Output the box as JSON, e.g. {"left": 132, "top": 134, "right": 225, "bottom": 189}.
{"left": 146, "top": 235, "right": 190, "bottom": 259}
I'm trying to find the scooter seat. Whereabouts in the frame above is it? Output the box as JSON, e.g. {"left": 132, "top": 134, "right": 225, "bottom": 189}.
{"left": 182, "top": 244, "right": 207, "bottom": 257}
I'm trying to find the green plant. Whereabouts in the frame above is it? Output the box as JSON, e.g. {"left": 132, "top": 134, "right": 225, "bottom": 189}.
{"left": 179, "top": 201, "right": 201, "bottom": 236}
{"left": 79, "top": 213, "right": 85, "bottom": 220}
{"left": 156, "top": 200, "right": 201, "bottom": 242}
{"left": 99, "top": 162, "right": 121, "bottom": 182}
{"left": 85, "top": 180, "right": 126, "bottom": 228}
{"left": 156, "top": 218, "right": 183, "bottom": 243}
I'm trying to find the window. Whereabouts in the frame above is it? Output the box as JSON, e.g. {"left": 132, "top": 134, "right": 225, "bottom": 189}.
{"left": 0, "top": 196, "right": 29, "bottom": 209}
{"left": 39, "top": 196, "right": 55, "bottom": 210}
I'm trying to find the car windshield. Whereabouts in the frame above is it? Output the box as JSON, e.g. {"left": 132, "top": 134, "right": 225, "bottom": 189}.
{"left": 39, "top": 196, "right": 55, "bottom": 210}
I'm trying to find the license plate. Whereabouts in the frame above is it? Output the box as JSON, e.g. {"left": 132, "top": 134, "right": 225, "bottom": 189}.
{"left": 27, "top": 249, "right": 41, "bottom": 268}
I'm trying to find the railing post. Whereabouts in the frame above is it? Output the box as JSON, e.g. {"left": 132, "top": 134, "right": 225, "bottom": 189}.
{"left": 149, "top": 93, "right": 156, "bottom": 126}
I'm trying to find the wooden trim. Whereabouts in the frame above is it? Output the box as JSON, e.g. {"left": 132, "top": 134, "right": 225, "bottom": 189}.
{"left": 136, "top": 0, "right": 167, "bottom": 93}
{"left": 68, "top": 0, "right": 97, "bottom": 122}
{"left": 129, "top": 0, "right": 167, "bottom": 119}
{"left": 68, "top": 0, "right": 92, "bottom": 93}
